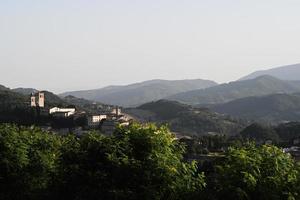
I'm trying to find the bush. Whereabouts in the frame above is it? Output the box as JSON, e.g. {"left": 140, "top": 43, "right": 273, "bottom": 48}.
{"left": 211, "top": 143, "right": 300, "bottom": 200}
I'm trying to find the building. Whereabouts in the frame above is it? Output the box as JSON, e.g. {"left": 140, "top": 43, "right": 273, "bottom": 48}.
{"left": 87, "top": 114, "right": 107, "bottom": 128}
{"left": 30, "top": 92, "right": 45, "bottom": 108}
{"left": 111, "top": 107, "right": 121, "bottom": 116}
{"left": 49, "top": 107, "right": 76, "bottom": 117}
{"left": 101, "top": 118, "right": 130, "bottom": 135}
{"left": 101, "top": 119, "right": 120, "bottom": 135}
{"left": 38, "top": 92, "right": 45, "bottom": 107}
{"left": 31, "top": 96, "right": 36, "bottom": 107}
{"left": 283, "top": 146, "right": 300, "bottom": 161}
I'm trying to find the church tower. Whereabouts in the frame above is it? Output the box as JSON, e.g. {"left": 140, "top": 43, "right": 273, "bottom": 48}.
{"left": 30, "top": 96, "right": 36, "bottom": 107}
{"left": 38, "top": 92, "right": 45, "bottom": 108}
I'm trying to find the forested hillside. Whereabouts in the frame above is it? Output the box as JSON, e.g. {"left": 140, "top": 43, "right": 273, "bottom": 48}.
{"left": 168, "top": 75, "right": 300, "bottom": 105}
{"left": 212, "top": 93, "right": 300, "bottom": 123}
{"left": 126, "top": 100, "right": 246, "bottom": 136}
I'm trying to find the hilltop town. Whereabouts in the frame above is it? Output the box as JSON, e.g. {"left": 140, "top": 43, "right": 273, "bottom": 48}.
{"left": 27, "top": 91, "right": 133, "bottom": 135}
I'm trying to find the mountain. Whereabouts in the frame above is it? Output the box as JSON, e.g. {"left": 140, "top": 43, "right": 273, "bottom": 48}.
{"left": 168, "top": 76, "right": 300, "bottom": 105}
{"left": 12, "top": 88, "right": 38, "bottom": 95}
{"left": 60, "top": 79, "right": 217, "bottom": 107}
{"left": 0, "top": 84, "right": 9, "bottom": 91}
{"left": 0, "top": 89, "right": 28, "bottom": 108}
{"left": 212, "top": 93, "right": 300, "bottom": 123}
{"left": 125, "top": 100, "right": 246, "bottom": 136}
{"left": 240, "top": 63, "right": 300, "bottom": 81}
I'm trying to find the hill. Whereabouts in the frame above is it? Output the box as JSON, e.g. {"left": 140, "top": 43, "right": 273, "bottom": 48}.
{"left": 63, "top": 95, "right": 112, "bottom": 113}
{"left": 0, "top": 84, "right": 116, "bottom": 125}
{"left": 240, "top": 123, "right": 279, "bottom": 142}
{"left": 125, "top": 100, "right": 246, "bottom": 136}
{"left": 0, "top": 83, "right": 114, "bottom": 113}
{"left": 60, "top": 79, "right": 217, "bottom": 107}
{"left": 239, "top": 122, "right": 300, "bottom": 144}
{"left": 0, "top": 85, "right": 70, "bottom": 109}
{"left": 12, "top": 88, "right": 38, "bottom": 95}
{"left": 1, "top": 85, "right": 67, "bottom": 108}
{"left": 0, "top": 89, "right": 28, "bottom": 108}
{"left": 240, "top": 63, "right": 300, "bottom": 81}
{"left": 211, "top": 93, "right": 300, "bottom": 123}
{"left": 0, "top": 88, "right": 33, "bottom": 124}
{"left": 0, "top": 84, "right": 9, "bottom": 91}
{"left": 168, "top": 76, "right": 300, "bottom": 105}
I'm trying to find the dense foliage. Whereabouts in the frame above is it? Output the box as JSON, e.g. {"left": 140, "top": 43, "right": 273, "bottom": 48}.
{"left": 209, "top": 143, "right": 300, "bottom": 200}
{"left": 240, "top": 123, "right": 279, "bottom": 143}
{"left": 212, "top": 93, "right": 300, "bottom": 123}
{"left": 240, "top": 122, "right": 300, "bottom": 145}
{"left": 128, "top": 99, "right": 245, "bottom": 136}
{"left": 0, "top": 123, "right": 205, "bottom": 200}
{"left": 0, "top": 123, "right": 299, "bottom": 200}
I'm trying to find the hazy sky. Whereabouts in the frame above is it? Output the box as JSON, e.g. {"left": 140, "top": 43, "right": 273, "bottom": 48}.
{"left": 1, "top": 0, "right": 300, "bottom": 93}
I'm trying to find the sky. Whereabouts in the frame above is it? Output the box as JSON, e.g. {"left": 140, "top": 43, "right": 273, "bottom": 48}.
{"left": 1, "top": 0, "right": 300, "bottom": 93}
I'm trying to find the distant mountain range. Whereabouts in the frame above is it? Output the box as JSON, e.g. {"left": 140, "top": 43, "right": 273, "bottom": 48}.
{"left": 2, "top": 63, "right": 300, "bottom": 126}
{"left": 239, "top": 63, "right": 300, "bottom": 81}
{"left": 125, "top": 100, "right": 246, "bottom": 136}
{"left": 60, "top": 79, "right": 217, "bottom": 107}
{"left": 167, "top": 75, "right": 300, "bottom": 105}
{"left": 212, "top": 93, "right": 300, "bottom": 123}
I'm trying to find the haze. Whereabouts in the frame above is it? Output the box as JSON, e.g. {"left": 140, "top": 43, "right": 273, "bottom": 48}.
{"left": 1, "top": 0, "right": 300, "bottom": 93}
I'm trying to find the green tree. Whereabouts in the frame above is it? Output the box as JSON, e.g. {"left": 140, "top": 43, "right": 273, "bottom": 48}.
{"left": 0, "top": 124, "right": 61, "bottom": 200}
{"left": 212, "top": 143, "right": 299, "bottom": 200}
{"left": 55, "top": 123, "right": 205, "bottom": 200}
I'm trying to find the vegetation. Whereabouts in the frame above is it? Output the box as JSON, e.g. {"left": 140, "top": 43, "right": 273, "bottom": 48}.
{"left": 239, "top": 122, "right": 300, "bottom": 145}
{"left": 240, "top": 123, "right": 279, "bottom": 143}
{"left": 0, "top": 123, "right": 205, "bottom": 200}
{"left": 169, "top": 75, "right": 300, "bottom": 105}
{"left": 209, "top": 143, "right": 300, "bottom": 200}
{"left": 0, "top": 123, "right": 299, "bottom": 200}
{"left": 212, "top": 93, "right": 300, "bottom": 123}
{"left": 276, "top": 122, "right": 300, "bottom": 143}
{"left": 127, "top": 100, "right": 246, "bottom": 136}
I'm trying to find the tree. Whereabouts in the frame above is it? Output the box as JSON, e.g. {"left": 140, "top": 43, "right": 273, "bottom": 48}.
{"left": 240, "top": 123, "right": 279, "bottom": 143}
{"left": 55, "top": 123, "right": 206, "bottom": 200}
{"left": 0, "top": 124, "right": 61, "bottom": 200}
{"left": 212, "top": 143, "right": 299, "bottom": 200}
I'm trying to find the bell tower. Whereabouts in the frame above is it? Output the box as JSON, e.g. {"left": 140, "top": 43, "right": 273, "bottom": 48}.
{"left": 30, "top": 96, "right": 36, "bottom": 107}
{"left": 38, "top": 92, "right": 45, "bottom": 108}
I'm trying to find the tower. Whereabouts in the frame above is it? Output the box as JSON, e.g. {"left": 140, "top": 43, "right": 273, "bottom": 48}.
{"left": 38, "top": 92, "right": 45, "bottom": 108}
{"left": 30, "top": 96, "right": 36, "bottom": 107}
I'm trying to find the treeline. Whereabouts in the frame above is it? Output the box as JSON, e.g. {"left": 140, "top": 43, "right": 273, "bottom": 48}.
{"left": 240, "top": 122, "right": 300, "bottom": 145}
{"left": 0, "top": 123, "right": 299, "bottom": 200}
